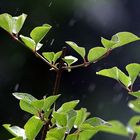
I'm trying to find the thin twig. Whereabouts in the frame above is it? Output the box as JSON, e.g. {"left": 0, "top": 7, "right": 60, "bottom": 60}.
{"left": 53, "top": 47, "right": 66, "bottom": 95}
{"left": 131, "top": 133, "right": 137, "bottom": 140}
{"left": 35, "top": 52, "right": 58, "bottom": 71}
{"left": 10, "top": 34, "right": 58, "bottom": 71}
{"left": 62, "top": 49, "right": 112, "bottom": 70}
{"left": 131, "top": 121, "right": 140, "bottom": 140}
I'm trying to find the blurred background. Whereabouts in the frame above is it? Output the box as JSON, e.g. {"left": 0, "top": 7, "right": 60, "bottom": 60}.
{"left": 0, "top": 0, "right": 140, "bottom": 139}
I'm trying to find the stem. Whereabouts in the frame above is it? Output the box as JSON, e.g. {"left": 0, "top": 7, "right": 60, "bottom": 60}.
{"left": 10, "top": 34, "right": 58, "bottom": 71}
{"left": 35, "top": 52, "right": 58, "bottom": 71}
{"left": 131, "top": 133, "right": 137, "bottom": 140}
{"left": 131, "top": 121, "right": 140, "bottom": 140}
{"left": 53, "top": 47, "right": 66, "bottom": 95}
{"left": 62, "top": 49, "right": 112, "bottom": 70}
{"left": 41, "top": 119, "right": 51, "bottom": 140}
{"left": 41, "top": 47, "right": 66, "bottom": 140}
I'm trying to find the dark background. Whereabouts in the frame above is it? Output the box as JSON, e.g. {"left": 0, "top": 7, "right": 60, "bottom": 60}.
{"left": 0, "top": 0, "right": 140, "bottom": 139}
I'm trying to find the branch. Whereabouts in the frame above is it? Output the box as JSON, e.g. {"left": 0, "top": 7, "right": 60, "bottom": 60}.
{"left": 131, "top": 133, "right": 137, "bottom": 140}
{"left": 41, "top": 47, "right": 66, "bottom": 140}
{"left": 62, "top": 49, "right": 112, "bottom": 70}
{"left": 11, "top": 34, "right": 58, "bottom": 71}
{"left": 53, "top": 47, "right": 66, "bottom": 95}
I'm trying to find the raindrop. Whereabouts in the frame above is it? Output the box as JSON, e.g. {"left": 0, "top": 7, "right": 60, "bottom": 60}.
{"left": 112, "top": 94, "right": 123, "bottom": 104}
{"left": 68, "top": 19, "right": 77, "bottom": 27}
{"left": 50, "top": 38, "right": 55, "bottom": 46}
{"left": 88, "top": 83, "right": 96, "bottom": 93}
{"left": 49, "top": 1, "right": 52, "bottom": 7}
{"left": 14, "top": 83, "right": 19, "bottom": 91}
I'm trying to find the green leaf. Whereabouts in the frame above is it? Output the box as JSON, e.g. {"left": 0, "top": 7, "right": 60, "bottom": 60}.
{"left": 0, "top": 13, "right": 13, "bottom": 33}
{"left": 24, "top": 116, "right": 43, "bottom": 140}
{"left": 128, "top": 99, "right": 140, "bottom": 113}
{"left": 66, "top": 41, "right": 86, "bottom": 59}
{"left": 0, "top": 13, "right": 27, "bottom": 34}
{"left": 46, "top": 128, "right": 66, "bottom": 140}
{"left": 53, "top": 112, "right": 67, "bottom": 127}
{"left": 30, "top": 24, "right": 52, "bottom": 43}
{"left": 74, "top": 108, "right": 87, "bottom": 128}
{"left": 101, "top": 120, "right": 128, "bottom": 136}
{"left": 129, "top": 91, "right": 140, "bottom": 98}
{"left": 32, "top": 94, "right": 60, "bottom": 112}
{"left": 10, "top": 137, "right": 23, "bottom": 140}
{"left": 85, "top": 117, "right": 110, "bottom": 127}
{"left": 66, "top": 110, "right": 77, "bottom": 132}
{"left": 36, "top": 43, "right": 43, "bottom": 51}
{"left": 42, "top": 52, "right": 55, "bottom": 63}
{"left": 101, "top": 37, "right": 116, "bottom": 49}
{"left": 13, "top": 92, "right": 37, "bottom": 102}
{"left": 126, "top": 63, "right": 140, "bottom": 84}
{"left": 20, "top": 35, "right": 36, "bottom": 51}
{"left": 3, "top": 124, "right": 26, "bottom": 139}
{"left": 12, "top": 13, "right": 27, "bottom": 34}
{"left": 137, "top": 135, "right": 140, "bottom": 140}
{"left": 78, "top": 129, "right": 98, "bottom": 140}
{"left": 53, "top": 51, "right": 62, "bottom": 63}
{"left": 13, "top": 93, "right": 38, "bottom": 114}
{"left": 87, "top": 47, "right": 107, "bottom": 62}
{"left": 128, "top": 116, "right": 140, "bottom": 134}
{"left": 20, "top": 100, "right": 38, "bottom": 115}
{"left": 96, "top": 67, "right": 131, "bottom": 87}
{"left": 66, "top": 134, "right": 78, "bottom": 140}
{"left": 57, "top": 100, "right": 79, "bottom": 113}
{"left": 111, "top": 32, "right": 140, "bottom": 49}
{"left": 63, "top": 56, "right": 78, "bottom": 66}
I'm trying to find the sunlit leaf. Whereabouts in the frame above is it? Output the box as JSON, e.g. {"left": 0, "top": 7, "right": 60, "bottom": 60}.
{"left": 85, "top": 117, "right": 109, "bottom": 127}
{"left": 36, "top": 43, "right": 43, "bottom": 51}
{"left": 13, "top": 92, "right": 37, "bottom": 102}
{"left": 129, "top": 91, "right": 140, "bottom": 98}
{"left": 74, "top": 108, "right": 87, "bottom": 128}
{"left": 53, "top": 51, "right": 62, "bottom": 63}
{"left": 46, "top": 128, "right": 66, "bottom": 140}
{"left": 41, "top": 95, "right": 60, "bottom": 111}
{"left": 101, "top": 37, "right": 116, "bottom": 49}
{"left": 0, "top": 13, "right": 27, "bottom": 34}
{"left": 126, "top": 63, "right": 140, "bottom": 84}
{"left": 3, "top": 124, "right": 26, "bottom": 139}
{"left": 111, "top": 32, "right": 140, "bottom": 49}
{"left": 57, "top": 100, "right": 79, "bottom": 113}
{"left": 87, "top": 47, "right": 107, "bottom": 62}
{"left": 53, "top": 112, "right": 67, "bottom": 127}
{"left": 0, "top": 13, "right": 13, "bottom": 33}
{"left": 128, "top": 99, "right": 140, "bottom": 113}
{"left": 63, "top": 56, "right": 78, "bottom": 66}
{"left": 13, "top": 92, "right": 38, "bottom": 114}
{"left": 78, "top": 129, "right": 98, "bottom": 140}
{"left": 101, "top": 120, "right": 128, "bottom": 136}
{"left": 12, "top": 13, "right": 27, "bottom": 34}
{"left": 66, "top": 41, "right": 86, "bottom": 59}
{"left": 31, "top": 95, "right": 60, "bottom": 114}
{"left": 96, "top": 67, "right": 131, "bottom": 87}
{"left": 24, "top": 116, "right": 43, "bottom": 140}
{"left": 30, "top": 24, "right": 52, "bottom": 43}
{"left": 10, "top": 137, "right": 23, "bottom": 140}
{"left": 128, "top": 116, "right": 140, "bottom": 134}
{"left": 66, "top": 134, "right": 78, "bottom": 140}
{"left": 66, "top": 110, "right": 77, "bottom": 132}
{"left": 20, "top": 100, "right": 38, "bottom": 115}
{"left": 42, "top": 52, "right": 55, "bottom": 63}
{"left": 20, "top": 35, "right": 36, "bottom": 51}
